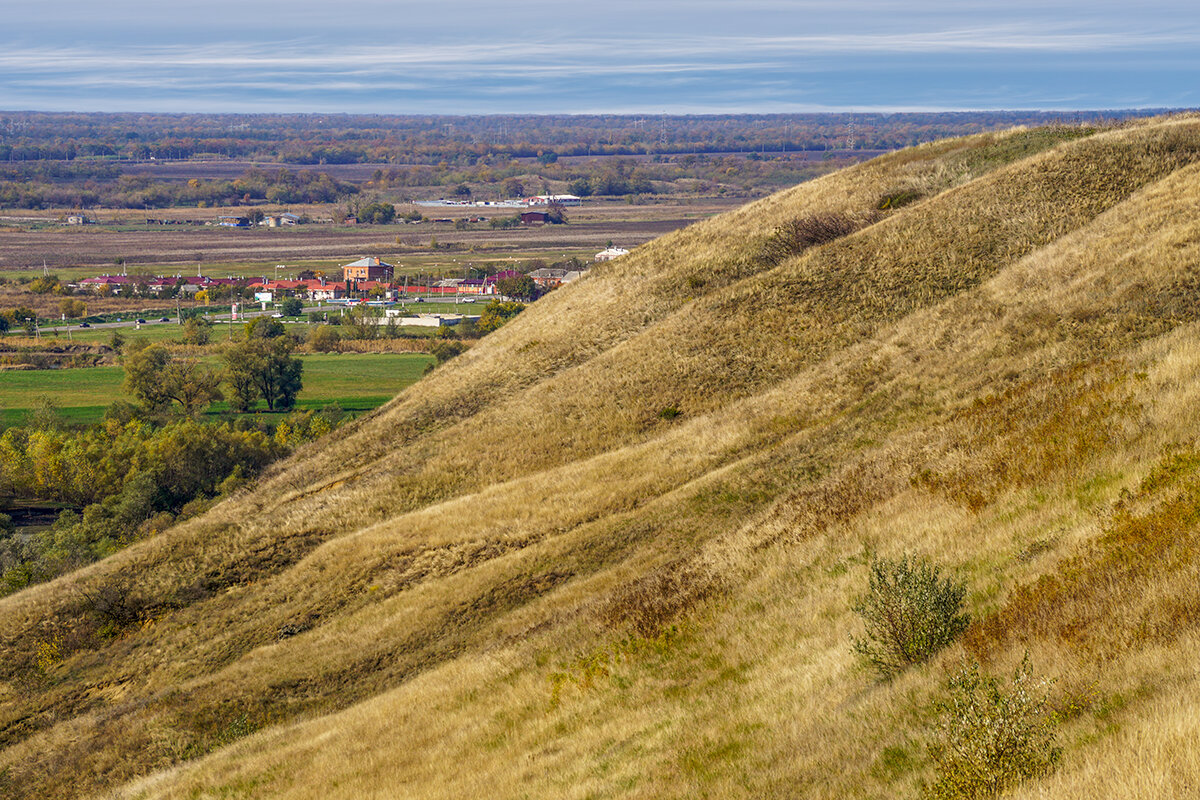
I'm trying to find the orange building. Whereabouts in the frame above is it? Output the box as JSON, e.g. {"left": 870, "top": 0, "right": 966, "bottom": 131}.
{"left": 341, "top": 257, "right": 394, "bottom": 282}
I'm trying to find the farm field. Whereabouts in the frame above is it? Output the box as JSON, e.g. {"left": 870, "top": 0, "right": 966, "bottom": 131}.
{"left": 0, "top": 197, "right": 739, "bottom": 273}
{"left": 0, "top": 351, "right": 432, "bottom": 425}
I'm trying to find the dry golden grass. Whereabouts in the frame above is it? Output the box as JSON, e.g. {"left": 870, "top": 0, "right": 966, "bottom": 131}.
{"left": 5, "top": 116, "right": 1200, "bottom": 799}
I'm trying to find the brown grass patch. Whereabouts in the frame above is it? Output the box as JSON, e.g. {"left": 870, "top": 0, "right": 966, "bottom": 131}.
{"left": 913, "top": 361, "right": 1141, "bottom": 511}
{"left": 966, "top": 446, "right": 1200, "bottom": 660}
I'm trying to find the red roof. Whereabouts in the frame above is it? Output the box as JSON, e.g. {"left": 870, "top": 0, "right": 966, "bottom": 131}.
{"left": 79, "top": 275, "right": 131, "bottom": 285}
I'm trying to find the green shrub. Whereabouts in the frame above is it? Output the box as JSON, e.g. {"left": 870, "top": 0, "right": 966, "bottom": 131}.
{"left": 852, "top": 554, "right": 969, "bottom": 677}
{"left": 477, "top": 300, "right": 525, "bottom": 333}
{"left": 279, "top": 297, "right": 304, "bottom": 317}
{"left": 430, "top": 339, "right": 467, "bottom": 365}
{"left": 927, "top": 656, "right": 1061, "bottom": 799}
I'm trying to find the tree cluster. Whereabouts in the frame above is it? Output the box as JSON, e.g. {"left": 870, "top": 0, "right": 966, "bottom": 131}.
{"left": 122, "top": 322, "right": 304, "bottom": 416}
{"left": 0, "top": 405, "right": 343, "bottom": 596}
{"left": 0, "top": 166, "right": 356, "bottom": 210}
{"left": 0, "top": 110, "right": 1134, "bottom": 165}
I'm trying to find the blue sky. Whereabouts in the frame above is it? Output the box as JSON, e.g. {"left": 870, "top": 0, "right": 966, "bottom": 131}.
{"left": 2, "top": 1, "right": 1198, "bottom": 113}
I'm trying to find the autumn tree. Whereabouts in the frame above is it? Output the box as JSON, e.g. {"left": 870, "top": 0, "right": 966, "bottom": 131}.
{"left": 223, "top": 337, "right": 303, "bottom": 412}
{"left": 182, "top": 316, "right": 212, "bottom": 345}
{"left": 122, "top": 344, "right": 223, "bottom": 415}
{"left": 477, "top": 300, "right": 526, "bottom": 333}
{"left": 495, "top": 275, "right": 537, "bottom": 301}
{"left": 308, "top": 324, "right": 341, "bottom": 352}
{"left": 59, "top": 298, "right": 87, "bottom": 318}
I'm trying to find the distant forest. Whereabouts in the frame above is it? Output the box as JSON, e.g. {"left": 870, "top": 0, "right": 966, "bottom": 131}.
{"left": 0, "top": 110, "right": 1167, "bottom": 209}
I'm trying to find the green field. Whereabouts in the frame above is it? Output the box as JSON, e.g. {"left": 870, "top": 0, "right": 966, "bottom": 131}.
{"left": 0, "top": 352, "right": 434, "bottom": 425}
{"left": 40, "top": 322, "right": 190, "bottom": 345}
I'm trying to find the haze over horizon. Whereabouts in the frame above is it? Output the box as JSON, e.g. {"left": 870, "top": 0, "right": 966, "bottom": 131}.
{"left": 3, "top": 0, "right": 1199, "bottom": 115}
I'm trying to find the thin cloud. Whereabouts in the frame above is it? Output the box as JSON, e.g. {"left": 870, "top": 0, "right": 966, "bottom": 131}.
{"left": 2, "top": 24, "right": 1197, "bottom": 74}
{"left": 2, "top": 13, "right": 1198, "bottom": 113}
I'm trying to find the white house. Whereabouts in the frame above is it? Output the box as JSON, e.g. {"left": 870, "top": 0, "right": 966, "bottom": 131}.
{"left": 527, "top": 194, "right": 582, "bottom": 206}
{"left": 594, "top": 247, "right": 630, "bottom": 262}
{"left": 395, "top": 313, "right": 481, "bottom": 327}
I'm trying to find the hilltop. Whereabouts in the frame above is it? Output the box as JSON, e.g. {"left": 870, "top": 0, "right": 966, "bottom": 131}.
{"left": 4, "top": 115, "right": 1200, "bottom": 798}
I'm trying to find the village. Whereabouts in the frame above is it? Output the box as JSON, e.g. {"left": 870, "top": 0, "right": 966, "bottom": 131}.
{"left": 55, "top": 247, "right": 630, "bottom": 330}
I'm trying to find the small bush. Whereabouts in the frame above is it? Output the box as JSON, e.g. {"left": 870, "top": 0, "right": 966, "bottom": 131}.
{"left": 759, "top": 212, "right": 872, "bottom": 265}
{"left": 308, "top": 325, "right": 341, "bottom": 353}
{"left": 878, "top": 189, "right": 924, "bottom": 210}
{"left": 430, "top": 339, "right": 467, "bottom": 365}
{"left": 77, "top": 574, "right": 166, "bottom": 638}
{"left": 927, "top": 656, "right": 1061, "bottom": 799}
{"left": 852, "top": 554, "right": 969, "bottom": 678}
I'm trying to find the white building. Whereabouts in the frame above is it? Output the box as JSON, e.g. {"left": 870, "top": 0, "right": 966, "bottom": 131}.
{"left": 263, "top": 213, "right": 300, "bottom": 227}
{"left": 594, "top": 247, "right": 630, "bottom": 262}
{"left": 393, "top": 313, "right": 480, "bottom": 327}
{"left": 527, "top": 194, "right": 582, "bottom": 206}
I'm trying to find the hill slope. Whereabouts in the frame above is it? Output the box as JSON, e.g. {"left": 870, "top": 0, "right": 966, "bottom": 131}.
{"left": 5, "top": 117, "right": 1200, "bottom": 798}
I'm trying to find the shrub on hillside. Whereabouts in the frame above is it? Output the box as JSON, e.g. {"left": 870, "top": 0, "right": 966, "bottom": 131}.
{"left": 477, "top": 300, "right": 525, "bottom": 333}
{"left": 430, "top": 339, "right": 467, "bottom": 365}
{"left": 852, "top": 554, "right": 969, "bottom": 678}
{"left": 927, "top": 656, "right": 1061, "bottom": 799}
{"left": 759, "top": 212, "right": 871, "bottom": 264}
{"left": 878, "top": 189, "right": 924, "bottom": 210}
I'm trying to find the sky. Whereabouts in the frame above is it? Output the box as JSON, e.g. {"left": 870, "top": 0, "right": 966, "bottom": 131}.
{"left": 2, "top": 1, "right": 1198, "bottom": 114}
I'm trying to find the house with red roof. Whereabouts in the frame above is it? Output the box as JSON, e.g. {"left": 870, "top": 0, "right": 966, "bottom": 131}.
{"left": 76, "top": 275, "right": 132, "bottom": 294}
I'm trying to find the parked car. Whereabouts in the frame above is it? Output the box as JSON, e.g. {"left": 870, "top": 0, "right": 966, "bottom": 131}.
{"left": 136, "top": 318, "right": 147, "bottom": 324}
{"left": 158, "top": 316, "right": 170, "bottom": 322}
{"left": 78, "top": 322, "right": 91, "bottom": 328}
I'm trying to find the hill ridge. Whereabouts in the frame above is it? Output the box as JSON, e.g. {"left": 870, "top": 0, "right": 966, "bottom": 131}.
{"left": 5, "top": 115, "right": 1200, "bottom": 799}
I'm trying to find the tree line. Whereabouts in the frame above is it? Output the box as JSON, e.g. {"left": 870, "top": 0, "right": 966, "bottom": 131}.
{"left": 0, "top": 110, "right": 1150, "bottom": 164}
{"left": 0, "top": 111, "right": 1152, "bottom": 210}
{"left": 0, "top": 165, "right": 356, "bottom": 209}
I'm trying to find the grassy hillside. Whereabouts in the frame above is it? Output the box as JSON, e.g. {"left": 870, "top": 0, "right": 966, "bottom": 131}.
{"left": 4, "top": 116, "right": 1200, "bottom": 799}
